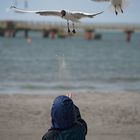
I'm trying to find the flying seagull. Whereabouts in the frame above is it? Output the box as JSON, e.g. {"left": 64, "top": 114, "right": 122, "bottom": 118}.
{"left": 91, "top": 0, "right": 124, "bottom": 15}
{"left": 10, "top": 6, "right": 103, "bottom": 33}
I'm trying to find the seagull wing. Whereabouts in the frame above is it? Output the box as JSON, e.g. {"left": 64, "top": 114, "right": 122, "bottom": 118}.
{"left": 10, "top": 6, "right": 39, "bottom": 13}
{"left": 71, "top": 11, "right": 104, "bottom": 19}
{"left": 10, "top": 6, "right": 61, "bottom": 17}
{"left": 36, "top": 11, "right": 61, "bottom": 17}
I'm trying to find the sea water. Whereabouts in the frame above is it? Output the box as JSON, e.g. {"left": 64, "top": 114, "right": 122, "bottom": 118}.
{"left": 0, "top": 32, "right": 140, "bottom": 94}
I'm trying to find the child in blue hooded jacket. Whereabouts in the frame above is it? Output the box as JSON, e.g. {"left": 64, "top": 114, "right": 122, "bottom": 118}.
{"left": 42, "top": 94, "right": 87, "bottom": 140}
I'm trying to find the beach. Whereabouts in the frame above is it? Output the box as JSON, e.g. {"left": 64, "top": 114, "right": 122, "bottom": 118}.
{"left": 0, "top": 92, "right": 140, "bottom": 140}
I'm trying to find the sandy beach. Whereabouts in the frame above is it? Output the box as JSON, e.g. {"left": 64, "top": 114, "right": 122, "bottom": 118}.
{"left": 0, "top": 92, "right": 140, "bottom": 140}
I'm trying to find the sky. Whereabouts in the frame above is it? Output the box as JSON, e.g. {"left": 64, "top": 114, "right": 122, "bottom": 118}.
{"left": 0, "top": 0, "right": 140, "bottom": 24}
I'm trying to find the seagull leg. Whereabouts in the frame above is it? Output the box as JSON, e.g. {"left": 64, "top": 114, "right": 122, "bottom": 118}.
{"left": 67, "top": 20, "right": 71, "bottom": 33}
{"left": 115, "top": 5, "right": 118, "bottom": 15}
{"left": 72, "top": 23, "right": 76, "bottom": 34}
{"left": 119, "top": 4, "right": 123, "bottom": 13}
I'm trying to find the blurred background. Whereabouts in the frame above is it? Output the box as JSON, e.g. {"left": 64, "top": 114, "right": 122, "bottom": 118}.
{"left": 0, "top": 0, "right": 140, "bottom": 94}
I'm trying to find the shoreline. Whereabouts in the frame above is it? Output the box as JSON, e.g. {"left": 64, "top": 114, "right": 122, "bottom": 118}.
{"left": 0, "top": 89, "right": 139, "bottom": 95}
{"left": 0, "top": 92, "right": 140, "bottom": 140}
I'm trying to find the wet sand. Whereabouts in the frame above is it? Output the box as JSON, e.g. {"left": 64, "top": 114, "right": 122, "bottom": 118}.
{"left": 0, "top": 92, "right": 140, "bottom": 140}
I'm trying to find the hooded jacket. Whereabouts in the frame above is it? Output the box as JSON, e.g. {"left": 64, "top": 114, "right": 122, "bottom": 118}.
{"left": 51, "top": 95, "right": 76, "bottom": 129}
{"left": 42, "top": 95, "right": 87, "bottom": 140}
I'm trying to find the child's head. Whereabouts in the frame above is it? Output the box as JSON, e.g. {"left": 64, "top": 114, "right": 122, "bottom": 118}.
{"left": 51, "top": 95, "right": 76, "bottom": 129}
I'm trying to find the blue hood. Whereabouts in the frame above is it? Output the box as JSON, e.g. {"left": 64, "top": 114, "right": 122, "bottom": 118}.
{"left": 51, "top": 95, "right": 76, "bottom": 129}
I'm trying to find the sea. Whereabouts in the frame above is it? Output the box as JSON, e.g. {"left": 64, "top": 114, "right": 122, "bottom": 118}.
{"left": 0, "top": 31, "right": 140, "bottom": 94}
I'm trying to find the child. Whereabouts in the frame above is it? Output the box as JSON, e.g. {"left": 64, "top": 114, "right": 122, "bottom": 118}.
{"left": 42, "top": 94, "right": 87, "bottom": 140}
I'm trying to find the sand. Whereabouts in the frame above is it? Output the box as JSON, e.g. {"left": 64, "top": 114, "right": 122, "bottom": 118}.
{"left": 0, "top": 92, "right": 140, "bottom": 140}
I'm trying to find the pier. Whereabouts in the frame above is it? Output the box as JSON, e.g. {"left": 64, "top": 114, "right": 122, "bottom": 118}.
{"left": 0, "top": 20, "right": 140, "bottom": 40}
{"left": 0, "top": 20, "right": 64, "bottom": 38}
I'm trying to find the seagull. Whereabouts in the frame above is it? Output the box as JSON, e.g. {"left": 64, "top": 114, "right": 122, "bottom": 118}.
{"left": 10, "top": 6, "right": 103, "bottom": 33}
{"left": 91, "top": 0, "right": 125, "bottom": 15}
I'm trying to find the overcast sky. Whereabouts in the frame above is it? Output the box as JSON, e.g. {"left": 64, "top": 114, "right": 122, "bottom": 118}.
{"left": 0, "top": 0, "right": 140, "bottom": 24}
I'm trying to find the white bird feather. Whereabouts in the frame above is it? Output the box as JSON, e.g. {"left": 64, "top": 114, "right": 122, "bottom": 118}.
{"left": 91, "top": 0, "right": 126, "bottom": 15}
